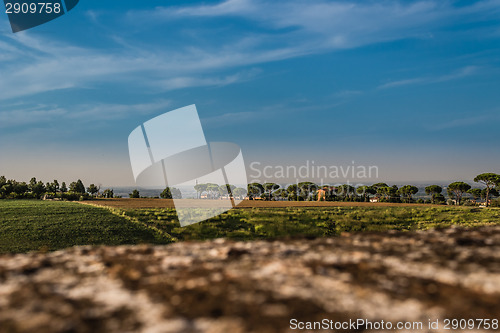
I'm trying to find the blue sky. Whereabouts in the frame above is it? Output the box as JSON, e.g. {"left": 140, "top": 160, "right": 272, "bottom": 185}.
{"left": 0, "top": 0, "right": 499, "bottom": 186}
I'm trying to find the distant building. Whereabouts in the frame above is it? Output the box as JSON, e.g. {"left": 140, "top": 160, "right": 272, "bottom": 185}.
{"left": 316, "top": 186, "right": 336, "bottom": 201}
{"left": 317, "top": 189, "right": 327, "bottom": 201}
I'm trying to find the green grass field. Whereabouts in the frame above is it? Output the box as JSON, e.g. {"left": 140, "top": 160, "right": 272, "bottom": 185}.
{"left": 1, "top": 200, "right": 500, "bottom": 254}
{"left": 0, "top": 200, "right": 171, "bottom": 254}
{"left": 123, "top": 205, "right": 500, "bottom": 241}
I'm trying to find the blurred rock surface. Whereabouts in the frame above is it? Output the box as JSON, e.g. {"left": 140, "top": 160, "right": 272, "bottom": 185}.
{"left": 1, "top": 226, "right": 499, "bottom": 332}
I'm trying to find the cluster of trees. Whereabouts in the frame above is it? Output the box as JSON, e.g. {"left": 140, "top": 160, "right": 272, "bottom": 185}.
{"left": 0, "top": 176, "right": 114, "bottom": 200}
{"left": 128, "top": 183, "right": 250, "bottom": 200}
{"left": 3, "top": 172, "right": 500, "bottom": 207}
{"left": 129, "top": 187, "right": 183, "bottom": 199}
{"left": 160, "top": 187, "right": 182, "bottom": 199}
{"left": 194, "top": 183, "right": 247, "bottom": 199}
{"left": 245, "top": 173, "right": 500, "bottom": 207}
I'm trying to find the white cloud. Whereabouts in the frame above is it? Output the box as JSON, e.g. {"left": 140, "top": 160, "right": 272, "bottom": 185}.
{"left": 378, "top": 78, "right": 427, "bottom": 89}
{"left": 435, "top": 66, "right": 478, "bottom": 82}
{"left": 202, "top": 111, "right": 259, "bottom": 128}
{"left": 0, "top": 100, "right": 172, "bottom": 128}
{"left": 0, "top": 32, "right": 280, "bottom": 100}
{"left": 378, "top": 66, "right": 480, "bottom": 89}
{"left": 141, "top": 0, "right": 500, "bottom": 50}
{"left": 0, "top": 1, "right": 498, "bottom": 102}
{"left": 0, "top": 106, "right": 67, "bottom": 127}
{"left": 427, "top": 111, "right": 500, "bottom": 130}
{"left": 157, "top": 68, "right": 261, "bottom": 91}
{"left": 169, "top": 0, "right": 255, "bottom": 17}
{"left": 333, "top": 90, "right": 362, "bottom": 98}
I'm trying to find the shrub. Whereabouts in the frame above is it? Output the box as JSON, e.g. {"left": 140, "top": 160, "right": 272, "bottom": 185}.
{"left": 62, "top": 193, "right": 80, "bottom": 201}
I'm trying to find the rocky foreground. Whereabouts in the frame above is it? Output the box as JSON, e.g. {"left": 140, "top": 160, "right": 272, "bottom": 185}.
{"left": 0, "top": 226, "right": 499, "bottom": 333}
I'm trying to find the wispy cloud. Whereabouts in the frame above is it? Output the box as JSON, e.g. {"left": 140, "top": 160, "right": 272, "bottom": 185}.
{"left": 378, "top": 66, "right": 480, "bottom": 89}
{"left": 378, "top": 78, "right": 426, "bottom": 89}
{"left": 202, "top": 111, "right": 260, "bottom": 128}
{"left": 0, "top": 31, "right": 291, "bottom": 100}
{"left": 168, "top": 0, "right": 255, "bottom": 17}
{"left": 435, "top": 66, "right": 479, "bottom": 82}
{"left": 136, "top": 0, "right": 500, "bottom": 50}
{"left": 157, "top": 68, "right": 261, "bottom": 91}
{"left": 333, "top": 90, "right": 363, "bottom": 98}
{"left": 0, "top": 0, "right": 498, "bottom": 102}
{"left": 427, "top": 111, "right": 500, "bottom": 131}
{"left": 0, "top": 100, "right": 172, "bottom": 128}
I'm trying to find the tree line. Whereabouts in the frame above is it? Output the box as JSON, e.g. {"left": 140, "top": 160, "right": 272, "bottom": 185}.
{"left": 128, "top": 184, "right": 248, "bottom": 200}
{"left": 128, "top": 187, "right": 183, "bottom": 199}
{"left": 194, "top": 183, "right": 247, "bottom": 199}
{"left": 2, "top": 172, "right": 500, "bottom": 207}
{"left": 245, "top": 173, "right": 500, "bottom": 207}
{"left": 0, "top": 176, "right": 114, "bottom": 200}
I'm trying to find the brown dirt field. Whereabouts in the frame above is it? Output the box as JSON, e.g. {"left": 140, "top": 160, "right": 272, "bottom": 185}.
{"left": 85, "top": 198, "right": 445, "bottom": 209}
